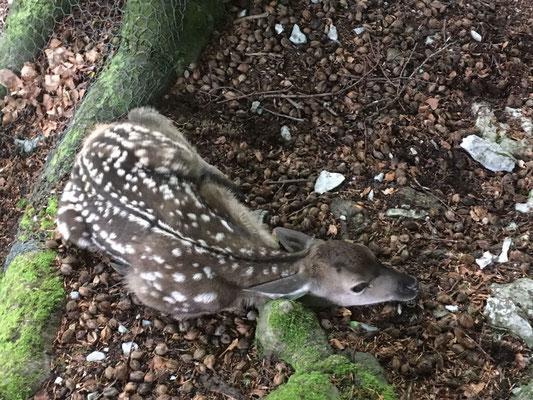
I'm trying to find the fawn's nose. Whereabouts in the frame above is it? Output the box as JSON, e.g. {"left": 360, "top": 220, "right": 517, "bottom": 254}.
{"left": 398, "top": 274, "right": 418, "bottom": 294}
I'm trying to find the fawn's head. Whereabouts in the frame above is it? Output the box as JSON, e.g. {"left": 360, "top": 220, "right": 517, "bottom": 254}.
{"left": 247, "top": 228, "right": 419, "bottom": 306}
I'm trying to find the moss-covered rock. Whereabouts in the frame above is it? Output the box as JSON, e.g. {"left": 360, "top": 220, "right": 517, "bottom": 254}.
{"left": 256, "top": 300, "right": 397, "bottom": 400}
{"left": 0, "top": 250, "right": 64, "bottom": 400}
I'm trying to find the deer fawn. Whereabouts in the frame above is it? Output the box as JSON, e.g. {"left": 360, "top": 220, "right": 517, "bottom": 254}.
{"left": 57, "top": 107, "right": 418, "bottom": 319}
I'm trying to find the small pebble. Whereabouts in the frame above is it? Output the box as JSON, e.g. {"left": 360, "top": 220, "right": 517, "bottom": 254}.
{"left": 155, "top": 343, "right": 168, "bottom": 356}
{"left": 86, "top": 351, "right": 106, "bottom": 362}
{"left": 470, "top": 30, "right": 482, "bottom": 42}
{"left": 122, "top": 341, "right": 139, "bottom": 356}
{"left": 289, "top": 24, "right": 307, "bottom": 45}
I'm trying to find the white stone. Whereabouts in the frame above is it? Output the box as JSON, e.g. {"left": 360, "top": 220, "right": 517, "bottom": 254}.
{"left": 470, "top": 30, "right": 482, "bottom": 42}
{"left": 475, "top": 251, "right": 496, "bottom": 269}
{"left": 484, "top": 278, "right": 533, "bottom": 347}
{"left": 327, "top": 24, "right": 338, "bottom": 42}
{"left": 314, "top": 170, "right": 345, "bottom": 194}
{"left": 460, "top": 135, "right": 515, "bottom": 172}
{"left": 275, "top": 24, "right": 284, "bottom": 35}
{"left": 444, "top": 305, "right": 459, "bottom": 312}
{"left": 515, "top": 190, "right": 533, "bottom": 213}
{"left": 69, "top": 291, "right": 80, "bottom": 300}
{"left": 118, "top": 324, "right": 128, "bottom": 334}
{"left": 280, "top": 125, "right": 292, "bottom": 142}
{"left": 289, "top": 24, "right": 307, "bottom": 45}
{"left": 121, "top": 341, "right": 139, "bottom": 355}
{"left": 497, "top": 237, "right": 512, "bottom": 263}
{"left": 86, "top": 351, "right": 106, "bottom": 362}
{"left": 353, "top": 26, "right": 365, "bottom": 35}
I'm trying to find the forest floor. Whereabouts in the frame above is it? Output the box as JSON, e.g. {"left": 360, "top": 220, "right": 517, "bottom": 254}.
{"left": 0, "top": 0, "right": 531, "bottom": 399}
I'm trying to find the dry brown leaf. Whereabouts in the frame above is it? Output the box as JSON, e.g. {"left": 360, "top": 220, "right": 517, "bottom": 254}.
{"left": 470, "top": 206, "right": 488, "bottom": 222}
{"left": 85, "top": 48, "right": 99, "bottom": 63}
{"left": 49, "top": 38, "right": 62, "bottom": 48}
{"left": 329, "top": 338, "right": 345, "bottom": 350}
{"left": 426, "top": 97, "right": 439, "bottom": 110}
{"left": 462, "top": 382, "right": 486, "bottom": 398}
{"left": 0, "top": 69, "right": 22, "bottom": 91}
{"left": 515, "top": 353, "right": 527, "bottom": 369}
{"left": 203, "top": 354, "right": 216, "bottom": 370}
{"left": 20, "top": 64, "right": 38, "bottom": 80}
{"left": 327, "top": 224, "right": 338, "bottom": 236}
{"left": 384, "top": 171, "right": 396, "bottom": 182}
{"left": 360, "top": 186, "right": 371, "bottom": 197}
{"left": 44, "top": 74, "right": 61, "bottom": 92}
{"left": 254, "top": 150, "right": 263, "bottom": 162}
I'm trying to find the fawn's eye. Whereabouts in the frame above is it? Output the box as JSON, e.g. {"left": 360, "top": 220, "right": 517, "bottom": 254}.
{"left": 351, "top": 282, "right": 369, "bottom": 293}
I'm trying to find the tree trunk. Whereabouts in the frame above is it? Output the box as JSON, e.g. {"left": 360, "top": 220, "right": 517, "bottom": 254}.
{"left": 0, "top": 0, "right": 74, "bottom": 98}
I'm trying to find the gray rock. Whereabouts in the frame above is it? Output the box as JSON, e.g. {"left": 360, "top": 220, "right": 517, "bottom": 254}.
{"left": 511, "top": 381, "right": 533, "bottom": 400}
{"left": 484, "top": 278, "right": 533, "bottom": 347}
{"left": 396, "top": 187, "right": 442, "bottom": 210}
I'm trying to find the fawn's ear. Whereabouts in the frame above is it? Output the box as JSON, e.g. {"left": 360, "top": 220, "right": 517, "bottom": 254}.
{"left": 273, "top": 227, "right": 314, "bottom": 252}
{"left": 245, "top": 274, "right": 311, "bottom": 300}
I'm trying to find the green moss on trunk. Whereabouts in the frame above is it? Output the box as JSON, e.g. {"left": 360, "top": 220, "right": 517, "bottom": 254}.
{"left": 0, "top": 0, "right": 74, "bottom": 98}
{"left": 18, "top": 196, "right": 58, "bottom": 240}
{"left": 256, "top": 300, "right": 397, "bottom": 400}
{"left": 0, "top": 251, "right": 64, "bottom": 400}
{"left": 34, "top": 0, "right": 225, "bottom": 200}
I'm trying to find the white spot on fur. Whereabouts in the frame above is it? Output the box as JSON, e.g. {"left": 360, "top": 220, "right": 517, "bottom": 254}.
{"left": 203, "top": 267, "right": 214, "bottom": 279}
{"left": 193, "top": 292, "right": 218, "bottom": 303}
{"left": 172, "top": 272, "right": 185, "bottom": 282}
{"left": 220, "top": 219, "right": 234, "bottom": 232}
{"left": 171, "top": 291, "right": 187, "bottom": 302}
{"left": 192, "top": 273, "right": 203, "bottom": 281}
{"left": 140, "top": 272, "right": 163, "bottom": 281}
{"left": 171, "top": 248, "right": 182, "bottom": 257}
{"left": 214, "top": 232, "right": 225, "bottom": 242}
{"left": 152, "top": 255, "right": 165, "bottom": 264}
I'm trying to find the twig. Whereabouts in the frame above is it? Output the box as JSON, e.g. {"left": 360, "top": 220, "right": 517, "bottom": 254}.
{"left": 398, "top": 42, "right": 418, "bottom": 92}
{"left": 412, "top": 177, "right": 462, "bottom": 218}
{"left": 233, "top": 12, "right": 269, "bottom": 23}
{"left": 284, "top": 97, "right": 304, "bottom": 109}
{"left": 264, "top": 179, "right": 310, "bottom": 185}
{"left": 368, "top": 39, "right": 398, "bottom": 89}
{"left": 216, "top": 88, "right": 290, "bottom": 103}
{"left": 262, "top": 106, "right": 305, "bottom": 122}
{"left": 245, "top": 52, "right": 283, "bottom": 58}
{"left": 370, "top": 38, "right": 453, "bottom": 115}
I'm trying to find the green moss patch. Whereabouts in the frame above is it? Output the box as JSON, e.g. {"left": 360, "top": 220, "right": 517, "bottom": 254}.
{"left": 0, "top": 250, "right": 64, "bottom": 400}
{"left": 18, "top": 197, "right": 58, "bottom": 240}
{"left": 258, "top": 300, "right": 397, "bottom": 400}
{"left": 267, "top": 371, "right": 339, "bottom": 400}
{"left": 319, "top": 355, "right": 396, "bottom": 400}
